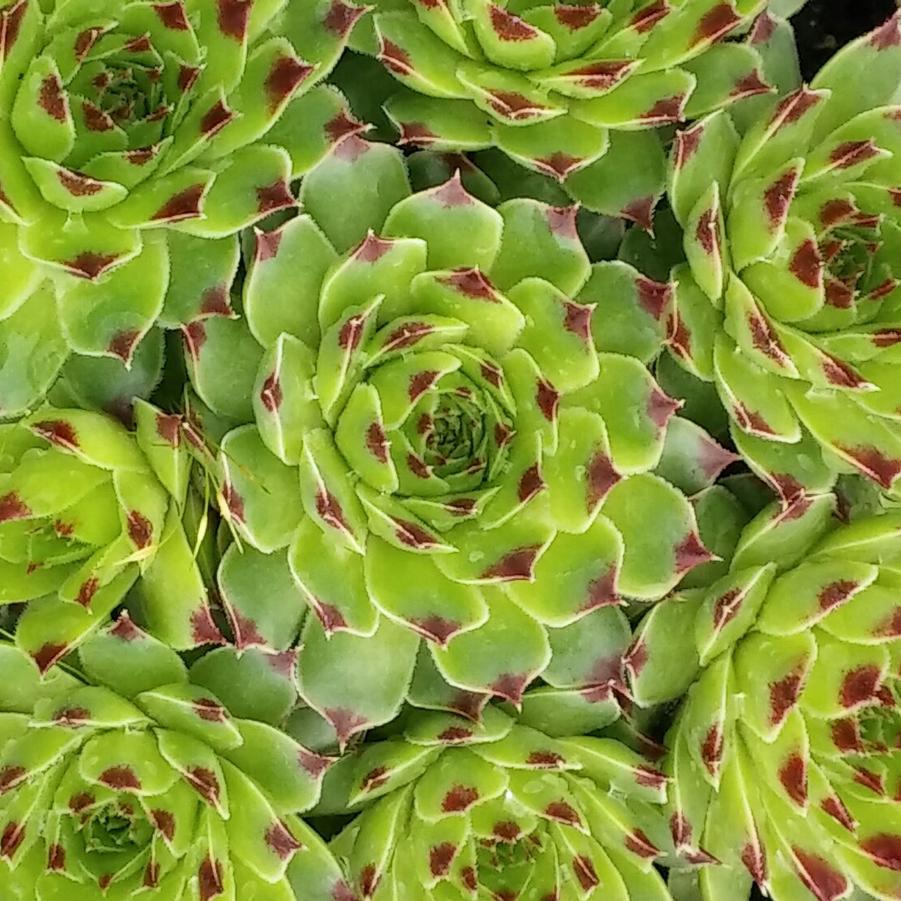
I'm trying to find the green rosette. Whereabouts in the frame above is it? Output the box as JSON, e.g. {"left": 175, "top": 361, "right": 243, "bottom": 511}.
{"left": 633, "top": 492, "right": 901, "bottom": 900}
{"left": 0, "top": 404, "right": 226, "bottom": 669}
{"left": 334, "top": 0, "right": 779, "bottom": 227}
{"left": 664, "top": 10, "right": 901, "bottom": 501}
{"left": 184, "top": 138, "right": 726, "bottom": 747}
{"left": 0, "top": 617, "right": 348, "bottom": 900}
{"left": 317, "top": 705, "right": 675, "bottom": 900}
{"left": 0, "top": 0, "right": 366, "bottom": 416}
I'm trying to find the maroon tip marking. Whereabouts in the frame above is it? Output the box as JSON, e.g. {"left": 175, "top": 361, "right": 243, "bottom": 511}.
{"left": 488, "top": 3, "right": 537, "bottom": 41}
{"left": 584, "top": 567, "right": 620, "bottom": 613}
{"left": 573, "top": 854, "right": 599, "bottom": 890}
{"left": 440, "top": 267, "right": 497, "bottom": 300}
{"left": 217, "top": 0, "right": 251, "bottom": 40}
{"left": 854, "top": 766, "right": 884, "bottom": 795}
{"left": 437, "top": 726, "right": 473, "bottom": 742}
{"left": 741, "top": 839, "right": 768, "bottom": 884}
{"left": 378, "top": 38, "right": 413, "bottom": 76}
{"left": 406, "top": 453, "right": 430, "bottom": 480}
{"left": 545, "top": 800, "right": 580, "bottom": 825}
{"left": 820, "top": 198, "right": 855, "bottom": 227}
{"left": 359, "top": 766, "right": 389, "bottom": 794}
{"left": 625, "top": 638, "right": 648, "bottom": 677}
{"left": 410, "top": 615, "right": 460, "bottom": 646}
{"left": 190, "top": 606, "right": 225, "bottom": 646}
{"left": 675, "top": 532, "right": 712, "bottom": 573}
{"left": 0, "top": 766, "right": 26, "bottom": 794}
{"left": 695, "top": 205, "right": 719, "bottom": 255}
{"left": 39, "top": 74, "right": 67, "bottom": 122}
{"left": 840, "top": 665, "right": 881, "bottom": 708}
{"left": 384, "top": 321, "right": 435, "bottom": 351}
{"left": 108, "top": 328, "right": 140, "bottom": 363}
{"left": 297, "top": 749, "right": 332, "bottom": 780}
{"left": 0, "top": 491, "right": 30, "bottom": 523}
{"left": 527, "top": 750, "right": 565, "bottom": 768}
{"left": 143, "top": 860, "right": 160, "bottom": 888}
{"left": 200, "top": 100, "right": 234, "bottom": 137}
{"left": 821, "top": 795, "right": 855, "bottom": 831}
{"left": 641, "top": 94, "right": 686, "bottom": 124}
{"left": 818, "top": 579, "right": 858, "bottom": 612}
{"left": 338, "top": 313, "right": 366, "bottom": 351}
{"left": 750, "top": 11, "right": 776, "bottom": 43}
{"left": 486, "top": 89, "right": 545, "bottom": 120}
{"left": 517, "top": 463, "right": 544, "bottom": 503}
{"left": 33, "top": 642, "right": 68, "bottom": 674}
{"left": 32, "top": 418, "right": 79, "bottom": 448}
{"left": 354, "top": 232, "right": 394, "bottom": 263}
{"left": 700, "top": 724, "right": 722, "bottom": 776}
{"left": 825, "top": 278, "right": 854, "bottom": 310}
{"left": 265, "top": 820, "right": 302, "bottom": 859}
{"left": 47, "top": 842, "right": 65, "bottom": 871}
{"left": 622, "top": 196, "right": 655, "bottom": 231}
{"left": 772, "top": 88, "right": 822, "bottom": 126}
{"left": 325, "top": 707, "right": 368, "bottom": 746}
{"left": 769, "top": 666, "right": 805, "bottom": 726}
{"left": 429, "top": 841, "right": 456, "bottom": 877}
{"left": 625, "top": 828, "right": 660, "bottom": 859}
{"left": 1, "top": 0, "right": 28, "bottom": 55}
{"left": 536, "top": 151, "right": 581, "bottom": 181}
{"left": 860, "top": 834, "right": 901, "bottom": 870}
{"left": 332, "top": 882, "right": 356, "bottom": 901}
{"left": 265, "top": 56, "right": 313, "bottom": 112}
{"left": 393, "top": 517, "right": 440, "bottom": 549}
{"left": 152, "top": 184, "right": 206, "bottom": 223}
{"left": 84, "top": 100, "right": 115, "bottom": 132}
{"left": 482, "top": 546, "right": 541, "bottom": 581}
{"left": 151, "top": 808, "right": 175, "bottom": 840}
{"left": 789, "top": 239, "right": 822, "bottom": 288}
{"left": 554, "top": 3, "right": 599, "bottom": 28}
{"left": 57, "top": 168, "right": 102, "bottom": 197}
{"left": 779, "top": 752, "right": 807, "bottom": 806}
{"left": 636, "top": 276, "right": 672, "bottom": 320}
{"left": 493, "top": 820, "right": 521, "bottom": 841}
{"left": 793, "top": 848, "right": 848, "bottom": 901}
{"left": 324, "top": 0, "right": 366, "bottom": 35}
{"left": 829, "top": 139, "right": 881, "bottom": 170}
{"left": 99, "top": 765, "right": 141, "bottom": 790}
{"left": 432, "top": 173, "right": 474, "bottom": 208}
{"left": 674, "top": 124, "right": 703, "bottom": 169}
{"left": 712, "top": 588, "right": 745, "bottom": 632}
{"left": 869, "top": 14, "right": 901, "bottom": 49}
{"left": 110, "top": 612, "right": 143, "bottom": 642}
{"left": 127, "top": 510, "right": 153, "bottom": 549}
{"left": 837, "top": 444, "right": 901, "bottom": 489}
{"left": 563, "top": 301, "right": 593, "bottom": 341}
{"left": 314, "top": 602, "right": 348, "bottom": 635}
{"left": 200, "top": 284, "right": 231, "bottom": 317}
{"left": 316, "top": 489, "right": 353, "bottom": 537}
{"left": 631, "top": 0, "right": 669, "bottom": 33}
{"left": 409, "top": 369, "right": 439, "bottom": 402}
{"left": 256, "top": 179, "right": 294, "bottom": 215}
{"left": 731, "top": 70, "right": 771, "bottom": 98}
{"left": 365, "top": 422, "right": 388, "bottom": 463}
{"left": 0, "top": 822, "right": 24, "bottom": 859}
{"left": 692, "top": 3, "right": 741, "bottom": 45}
{"left": 441, "top": 784, "right": 479, "bottom": 812}
{"left": 193, "top": 698, "right": 226, "bottom": 723}
{"left": 490, "top": 672, "right": 530, "bottom": 704}
{"left": 358, "top": 863, "right": 378, "bottom": 897}
{"left": 397, "top": 120, "right": 437, "bottom": 145}
{"left": 154, "top": 0, "right": 190, "bottom": 29}
{"left": 76, "top": 577, "right": 100, "bottom": 608}
{"left": 586, "top": 452, "right": 620, "bottom": 509}
{"left": 546, "top": 205, "right": 579, "bottom": 239}
{"left": 325, "top": 110, "right": 365, "bottom": 144}
{"left": 536, "top": 378, "right": 559, "bottom": 422}
{"left": 830, "top": 717, "right": 862, "bottom": 752}
{"left": 461, "top": 867, "right": 477, "bottom": 892}
{"left": 255, "top": 228, "right": 283, "bottom": 262}
{"left": 178, "top": 64, "right": 201, "bottom": 91}
{"left": 198, "top": 856, "right": 224, "bottom": 901}
{"left": 763, "top": 168, "right": 799, "bottom": 228}
{"left": 185, "top": 767, "right": 222, "bottom": 806}
{"left": 259, "top": 372, "right": 283, "bottom": 413}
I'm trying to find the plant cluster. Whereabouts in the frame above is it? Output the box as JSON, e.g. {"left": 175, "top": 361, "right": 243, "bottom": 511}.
{"left": 1, "top": 1, "right": 900, "bottom": 900}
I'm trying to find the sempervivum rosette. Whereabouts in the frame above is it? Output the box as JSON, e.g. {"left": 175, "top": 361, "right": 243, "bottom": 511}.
{"left": 0, "top": 617, "right": 350, "bottom": 900}
{"left": 0, "top": 403, "right": 225, "bottom": 672}
{"left": 349, "top": 0, "right": 772, "bottom": 190}
{"left": 183, "top": 138, "right": 719, "bottom": 747}
{"left": 0, "top": 0, "right": 366, "bottom": 416}
{"left": 318, "top": 705, "right": 676, "bottom": 899}
{"left": 633, "top": 492, "right": 901, "bottom": 900}
{"left": 664, "top": 11, "right": 901, "bottom": 501}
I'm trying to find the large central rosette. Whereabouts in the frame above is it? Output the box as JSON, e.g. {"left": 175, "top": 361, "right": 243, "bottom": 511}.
{"left": 316, "top": 706, "right": 676, "bottom": 899}
{"left": 184, "top": 139, "right": 713, "bottom": 744}
{"left": 0, "top": 617, "right": 350, "bottom": 901}
{"left": 0, "top": 0, "right": 365, "bottom": 415}
{"left": 663, "top": 12, "right": 901, "bottom": 500}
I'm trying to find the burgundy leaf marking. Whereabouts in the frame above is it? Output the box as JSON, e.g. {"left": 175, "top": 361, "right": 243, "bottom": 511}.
{"left": 216, "top": 0, "right": 251, "bottom": 41}
{"left": 33, "top": 642, "right": 68, "bottom": 674}
{"left": 869, "top": 13, "right": 901, "bottom": 49}
{"left": 256, "top": 180, "right": 294, "bottom": 214}
{"left": 573, "top": 854, "right": 600, "bottom": 890}
{"left": 154, "top": 1, "right": 190, "bottom": 29}
{"left": 378, "top": 38, "right": 413, "bottom": 76}
{"left": 0, "top": 822, "right": 24, "bottom": 859}
{"left": 185, "top": 767, "right": 221, "bottom": 806}
{"left": 99, "top": 765, "right": 141, "bottom": 790}
{"left": 674, "top": 532, "right": 713, "bottom": 573}
{"left": 625, "top": 828, "right": 660, "bottom": 858}
{"left": 792, "top": 849, "right": 848, "bottom": 901}
{"left": 621, "top": 196, "right": 655, "bottom": 231}
{"left": 769, "top": 666, "right": 805, "bottom": 726}
{"left": 839, "top": 665, "right": 881, "bottom": 708}
{"left": 260, "top": 372, "right": 282, "bottom": 412}
{"left": 440, "top": 267, "right": 497, "bottom": 300}
{"left": 265, "top": 56, "right": 314, "bottom": 112}
{"left": 39, "top": 74, "right": 67, "bottom": 122}
{"left": 47, "top": 843, "right": 65, "bottom": 871}
{"left": 554, "top": 4, "right": 600, "bottom": 28}
{"left": 0, "top": 766, "right": 26, "bottom": 794}
{"left": 741, "top": 837, "right": 768, "bottom": 884}
{"left": 631, "top": 0, "right": 669, "bottom": 33}
{"left": 32, "top": 418, "right": 79, "bottom": 449}
{"left": 323, "top": 0, "right": 367, "bottom": 35}
{"left": 198, "top": 855, "right": 224, "bottom": 901}
{"left": 0, "top": 492, "right": 30, "bottom": 523}
{"left": 127, "top": 510, "right": 153, "bottom": 548}
{"left": 763, "top": 168, "right": 800, "bottom": 228}
{"left": 325, "top": 707, "right": 368, "bottom": 747}
{"left": 536, "top": 379, "right": 559, "bottom": 421}
{"left": 544, "top": 800, "right": 580, "bottom": 826}
{"left": 409, "top": 615, "right": 461, "bottom": 646}
{"left": 587, "top": 452, "right": 620, "bottom": 509}
{"left": 358, "top": 863, "right": 378, "bottom": 897}
{"left": 821, "top": 795, "right": 855, "bottom": 831}
{"left": 152, "top": 184, "right": 206, "bottom": 222}
{"left": 674, "top": 123, "right": 703, "bottom": 169}
{"left": 429, "top": 841, "right": 456, "bottom": 877}
{"left": 778, "top": 752, "right": 807, "bottom": 806}
{"left": 836, "top": 444, "right": 901, "bottom": 489}
{"left": 482, "top": 546, "right": 541, "bottom": 581}
{"left": 265, "top": 820, "right": 303, "bottom": 859}
{"left": 190, "top": 606, "right": 225, "bottom": 646}
{"left": 636, "top": 276, "right": 672, "bottom": 319}
{"left": 700, "top": 724, "right": 722, "bottom": 776}
{"left": 692, "top": 3, "right": 741, "bottom": 45}
{"left": 860, "top": 834, "right": 901, "bottom": 870}
{"left": 111, "top": 612, "right": 143, "bottom": 642}
{"left": 535, "top": 151, "right": 581, "bottom": 181}
{"left": 441, "top": 784, "right": 479, "bottom": 812}
{"left": 151, "top": 809, "right": 175, "bottom": 841}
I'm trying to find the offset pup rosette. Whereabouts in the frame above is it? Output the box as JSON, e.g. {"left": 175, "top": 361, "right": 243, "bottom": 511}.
{"left": 0, "top": 617, "right": 349, "bottom": 900}
{"left": 185, "top": 138, "right": 720, "bottom": 745}
{"left": 318, "top": 705, "right": 676, "bottom": 899}
{"left": 0, "top": 403, "right": 225, "bottom": 670}
{"left": 634, "top": 492, "right": 901, "bottom": 899}
{"left": 665, "top": 12, "right": 901, "bottom": 499}
{"left": 0, "top": 0, "right": 365, "bottom": 415}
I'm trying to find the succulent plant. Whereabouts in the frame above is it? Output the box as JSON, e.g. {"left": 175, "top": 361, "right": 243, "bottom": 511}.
{"left": 183, "top": 137, "right": 724, "bottom": 746}
{"left": 631, "top": 492, "right": 901, "bottom": 899}
{"left": 0, "top": 616, "right": 349, "bottom": 900}
{"left": 0, "top": 403, "right": 224, "bottom": 672}
{"left": 665, "top": 11, "right": 901, "bottom": 500}
{"left": 319, "top": 705, "right": 676, "bottom": 899}
{"left": 350, "top": 0, "right": 772, "bottom": 190}
{"left": 0, "top": 0, "right": 366, "bottom": 416}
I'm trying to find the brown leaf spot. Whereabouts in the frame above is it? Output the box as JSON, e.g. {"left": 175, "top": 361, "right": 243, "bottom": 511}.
{"left": 763, "top": 168, "right": 799, "bottom": 228}
{"left": 701, "top": 724, "right": 722, "bottom": 776}
{"left": 256, "top": 179, "right": 294, "bottom": 215}
{"left": 0, "top": 822, "right": 24, "bottom": 859}
{"left": 260, "top": 372, "right": 282, "bottom": 413}
{"left": 636, "top": 276, "right": 672, "bottom": 319}
{"left": 0, "top": 766, "right": 25, "bottom": 794}
{"left": 324, "top": 0, "right": 366, "bottom": 35}
{"left": 217, "top": 0, "right": 250, "bottom": 40}
{"left": 429, "top": 841, "right": 456, "bottom": 877}
{"left": 692, "top": 3, "right": 741, "bottom": 45}
{"left": 152, "top": 184, "right": 206, "bottom": 223}
{"left": 110, "top": 612, "right": 142, "bottom": 642}
{"left": 325, "top": 707, "right": 368, "bottom": 746}
{"left": 836, "top": 443, "right": 901, "bottom": 489}
{"left": 544, "top": 800, "right": 580, "bottom": 826}
{"left": 265, "top": 56, "right": 314, "bottom": 112}
{"left": 199, "top": 855, "right": 224, "bottom": 901}
{"left": 482, "top": 545, "right": 541, "bottom": 581}
{"left": 860, "top": 834, "right": 901, "bottom": 870}
{"left": 769, "top": 666, "right": 805, "bottom": 726}
{"left": 410, "top": 615, "right": 460, "bottom": 645}
{"left": 440, "top": 267, "right": 497, "bottom": 299}
{"left": 0, "top": 492, "right": 30, "bottom": 523}
{"left": 185, "top": 766, "right": 221, "bottom": 806}
{"left": 47, "top": 842, "right": 65, "bottom": 871}
{"left": 100, "top": 765, "right": 141, "bottom": 790}
{"left": 127, "top": 510, "right": 153, "bottom": 548}
{"left": 789, "top": 239, "right": 822, "bottom": 288}
{"left": 631, "top": 0, "right": 669, "bottom": 33}
{"left": 358, "top": 863, "right": 378, "bottom": 897}
{"left": 190, "top": 606, "right": 225, "bottom": 646}
{"left": 442, "top": 784, "right": 479, "bottom": 812}
{"left": 821, "top": 795, "right": 855, "bottom": 831}
{"left": 490, "top": 672, "right": 530, "bottom": 704}
{"left": 526, "top": 750, "right": 564, "bottom": 768}
{"left": 265, "top": 819, "right": 302, "bottom": 859}
{"left": 517, "top": 463, "right": 544, "bottom": 502}
{"left": 39, "top": 74, "right": 67, "bottom": 122}
{"left": 792, "top": 848, "right": 848, "bottom": 901}
{"left": 151, "top": 808, "right": 175, "bottom": 840}
{"left": 32, "top": 642, "right": 68, "bottom": 674}
{"left": 573, "top": 854, "right": 600, "bottom": 890}
{"left": 641, "top": 94, "right": 686, "bottom": 124}
{"left": 840, "top": 665, "right": 881, "bottom": 708}
{"left": 621, "top": 196, "right": 655, "bottom": 231}
{"left": 778, "top": 753, "right": 807, "bottom": 806}
{"left": 741, "top": 839, "right": 768, "bottom": 884}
